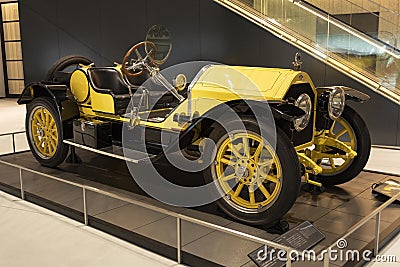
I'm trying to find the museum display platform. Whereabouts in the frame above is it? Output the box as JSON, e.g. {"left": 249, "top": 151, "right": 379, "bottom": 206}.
{"left": 0, "top": 149, "right": 399, "bottom": 267}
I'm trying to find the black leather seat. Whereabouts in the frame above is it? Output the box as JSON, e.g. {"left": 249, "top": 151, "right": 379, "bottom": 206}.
{"left": 88, "top": 68, "right": 134, "bottom": 115}
{"left": 88, "top": 68, "right": 130, "bottom": 94}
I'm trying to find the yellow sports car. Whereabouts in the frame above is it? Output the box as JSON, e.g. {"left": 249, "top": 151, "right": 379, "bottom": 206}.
{"left": 18, "top": 25, "right": 371, "bottom": 225}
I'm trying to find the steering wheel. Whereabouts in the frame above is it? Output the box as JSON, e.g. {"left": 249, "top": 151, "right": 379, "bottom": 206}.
{"left": 121, "top": 41, "right": 157, "bottom": 77}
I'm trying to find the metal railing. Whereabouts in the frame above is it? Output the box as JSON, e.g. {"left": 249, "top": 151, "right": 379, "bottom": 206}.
{"left": 0, "top": 158, "right": 398, "bottom": 266}
{"left": 322, "top": 192, "right": 400, "bottom": 266}
{"left": 0, "top": 159, "right": 298, "bottom": 265}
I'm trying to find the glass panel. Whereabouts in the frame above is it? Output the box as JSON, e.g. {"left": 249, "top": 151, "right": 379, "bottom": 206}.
{"left": 0, "top": 161, "right": 20, "bottom": 189}
{"left": 305, "top": 0, "right": 399, "bottom": 48}
{"left": 1, "top": 3, "right": 19, "bottom": 21}
{"left": 3, "top": 22, "right": 21, "bottom": 41}
{"left": 21, "top": 169, "right": 84, "bottom": 214}
{"left": 218, "top": 0, "right": 400, "bottom": 97}
{"left": 0, "top": 161, "right": 21, "bottom": 197}
{"left": 6, "top": 61, "right": 24, "bottom": 79}
{"left": 5, "top": 41, "right": 22, "bottom": 60}
{"left": 8, "top": 80, "right": 25, "bottom": 95}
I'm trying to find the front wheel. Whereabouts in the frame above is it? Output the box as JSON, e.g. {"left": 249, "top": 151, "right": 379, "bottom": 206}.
{"left": 26, "top": 97, "right": 69, "bottom": 167}
{"left": 314, "top": 106, "right": 371, "bottom": 186}
{"left": 203, "top": 118, "right": 301, "bottom": 226}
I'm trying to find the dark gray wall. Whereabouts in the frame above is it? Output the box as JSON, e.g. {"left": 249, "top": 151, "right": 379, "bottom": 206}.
{"left": 19, "top": 0, "right": 400, "bottom": 146}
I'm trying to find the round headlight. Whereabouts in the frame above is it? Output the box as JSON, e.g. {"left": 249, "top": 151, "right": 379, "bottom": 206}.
{"left": 328, "top": 88, "right": 345, "bottom": 120}
{"left": 294, "top": 93, "right": 312, "bottom": 132}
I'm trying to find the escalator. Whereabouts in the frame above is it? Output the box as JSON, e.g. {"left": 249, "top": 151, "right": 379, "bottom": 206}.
{"left": 214, "top": 0, "right": 400, "bottom": 103}
{"left": 306, "top": 0, "right": 399, "bottom": 47}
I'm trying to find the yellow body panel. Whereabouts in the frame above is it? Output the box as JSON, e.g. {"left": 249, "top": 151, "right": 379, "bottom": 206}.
{"left": 90, "top": 90, "right": 115, "bottom": 114}
{"left": 192, "top": 65, "right": 315, "bottom": 101}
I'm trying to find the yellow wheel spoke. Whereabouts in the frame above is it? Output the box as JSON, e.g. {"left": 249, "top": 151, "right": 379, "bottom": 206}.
{"left": 259, "top": 159, "right": 274, "bottom": 168}
{"left": 253, "top": 142, "right": 263, "bottom": 163}
{"left": 242, "top": 136, "right": 250, "bottom": 158}
{"left": 234, "top": 183, "right": 244, "bottom": 197}
{"left": 48, "top": 142, "right": 53, "bottom": 154}
{"left": 219, "top": 157, "right": 235, "bottom": 166}
{"left": 329, "top": 158, "right": 336, "bottom": 169}
{"left": 39, "top": 108, "right": 46, "bottom": 125}
{"left": 50, "top": 130, "right": 58, "bottom": 140}
{"left": 49, "top": 138, "right": 57, "bottom": 150}
{"left": 258, "top": 184, "right": 271, "bottom": 199}
{"left": 220, "top": 173, "right": 236, "bottom": 182}
{"left": 43, "top": 141, "right": 49, "bottom": 154}
{"left": 49, "top": 119, "right": 56, "bottom": 129}
{"left": 228, "top": 143, "right": 242, "bottom": 158}
{"left": 45, "top": 111, "right": 50, "bottom": 126}
{"left": 334, "top": 129, "right": 347, "bottom": 139}
{"left": 249, "top": 185, "right": 255, "bottom": 204}
{"left": 39, "top": 138, "right": 46, "bottom": 147}
{"left": 330, "top": 120, "right": 336, "bottom": 133}
{"left": 33, "top": 113, "right": 43, "bottom": 125}
{"left": 265, "top": 175, "right": 279, "bottom": 184}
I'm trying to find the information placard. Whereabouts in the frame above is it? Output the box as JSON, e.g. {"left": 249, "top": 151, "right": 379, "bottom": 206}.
{"left": 248, "top": 221, "right": 325, "bottom": 267}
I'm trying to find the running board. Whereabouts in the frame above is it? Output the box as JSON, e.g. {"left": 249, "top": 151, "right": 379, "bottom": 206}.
{"left": 63, "top": 140, "right": 155, "bottom": 164}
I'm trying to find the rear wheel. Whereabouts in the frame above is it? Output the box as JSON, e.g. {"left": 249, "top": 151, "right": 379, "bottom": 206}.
{"left": 203, "top": 118, "right": 301, "bottom": 226}
{"left": 45, "top": 55, "right": 92, "bottom": 81}
{"left": 26, "top": 97, "right": 69, "bottom": 167}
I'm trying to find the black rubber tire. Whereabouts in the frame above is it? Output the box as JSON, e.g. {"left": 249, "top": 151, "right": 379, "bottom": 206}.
{"left": 316, "top": 106, "right": 371, "bottom": 186}
{"left": 45, "top": 55, "right": 92, "bottom": 81}
{"left": 203, "top": 118, "right": 301, "bottom": 226}
{"left": 26, "top": 97, "right": 69, "bottom": 167}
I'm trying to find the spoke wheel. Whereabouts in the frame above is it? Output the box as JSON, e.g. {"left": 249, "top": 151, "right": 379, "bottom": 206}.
{"left": 30, "top": 106, "right": 58, "bottom": 158}
{"left": 313, "top": 106, "right": 371, "bottom": 186}
{"left": 317, "top": 117, "right": 356, "bottom": 174}
{"left": 203, "top": 118, "right": 301, "bottom": 226}
{"left": 214, "top": 133, "right": 282, "bottom": 213}
{"left": 26, "top": 98, "right": 69, "bottom": 167}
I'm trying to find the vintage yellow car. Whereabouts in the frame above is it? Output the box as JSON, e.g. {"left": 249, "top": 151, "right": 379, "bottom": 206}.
{"left": 18, "top": 26, "right": 370, "bottom": 225}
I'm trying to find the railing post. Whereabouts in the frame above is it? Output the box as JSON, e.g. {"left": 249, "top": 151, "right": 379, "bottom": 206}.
{"left": 12, "top": 133, "right": 16, "bottom": 154}
{"left": 83, "top": 187, "right": 88, "bottom": 225}
{"left": 374, "top": 212, "right": 381, "bottom": 256}
{"left": 324, "top": 248, "right": 330, "bottom": 267}
{"left": 286, "top": 250, "right": 292, "bottom": 267}
{"left": 177, "top": 217, "right": 182, "bottom": 264}
{"left": 19, "top": 168, "right": 24, "bottom": 200}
